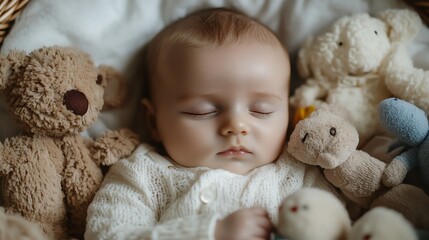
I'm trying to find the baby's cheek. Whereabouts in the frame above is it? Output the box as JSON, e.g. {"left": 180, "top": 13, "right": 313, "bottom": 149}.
{"left": 162, "top": 120, "right": 215, "bottom": 154}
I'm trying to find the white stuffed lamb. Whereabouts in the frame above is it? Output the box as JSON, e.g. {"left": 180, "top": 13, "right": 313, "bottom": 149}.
{"left": 276, "top": 188, "right": 351, "bottom": 240}
{"left": 290, "top": 9, "right": 422, "bottom": 145}
{"left": 349, "top": 207, "right": 418, "bottom": 240}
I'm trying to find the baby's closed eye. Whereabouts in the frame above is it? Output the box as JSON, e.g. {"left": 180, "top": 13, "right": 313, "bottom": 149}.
{"left": 249, "top": 102, "right": 277, "bottom": 117}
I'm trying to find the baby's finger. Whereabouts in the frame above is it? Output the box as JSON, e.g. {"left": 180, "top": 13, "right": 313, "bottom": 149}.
{"left": 247, "top": 207, "right": 269, "bottom": 216}
{"left": 255, "top": 216, "right": 274, "bottom": 231}
{"left": 250, "top": 225, "right": 272, "bottom": 240}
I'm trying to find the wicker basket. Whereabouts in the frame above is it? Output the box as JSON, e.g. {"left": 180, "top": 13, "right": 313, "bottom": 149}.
{"left": 0, "top": 0, "right": 30, "bottom": 48}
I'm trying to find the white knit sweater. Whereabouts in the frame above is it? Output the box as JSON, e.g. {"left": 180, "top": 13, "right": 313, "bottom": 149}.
{"left": 85, "top": 144, "right": 338, "bottom": 240}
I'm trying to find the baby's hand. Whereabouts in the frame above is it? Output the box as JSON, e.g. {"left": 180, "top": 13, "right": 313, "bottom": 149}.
{"left": 215, "top": 207, "right": 273, "bottom": 240}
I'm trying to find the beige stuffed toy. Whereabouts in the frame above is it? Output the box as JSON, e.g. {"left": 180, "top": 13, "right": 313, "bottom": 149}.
{"left": 0, "top": 46, "right": 140, "bottom": 239}
{"left": 349, "top": 207, "right": 418, "bottom": 240}
{"left": 287, "top": 106, "right": 429, "bottom": 230}
{"left": 290, "top": 9, "right": 422, "bottom": 146}
{"left": 277, "top": 188, "right": 351, "bottom": 240}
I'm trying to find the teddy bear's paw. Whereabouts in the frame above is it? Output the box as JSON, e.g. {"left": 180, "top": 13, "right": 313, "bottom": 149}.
{"left": 0, "top": 208, "right": 47, "bottom": 240}
{"left": 382, "top": 159, "right": 408, "bottom": 187}
{"left": 91, "top": 128, "right": 140, "bottom": 166}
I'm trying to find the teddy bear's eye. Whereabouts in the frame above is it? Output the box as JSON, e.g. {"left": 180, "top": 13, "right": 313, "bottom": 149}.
{"left": 374, "top": 30, "right": 378, "bottom": 35}
{"left": 330, "top": 127, "right": 336, "bottom": 136}
{"left": 96, "top": 74, "right": 103, "bottom": 85}
{"left": 338, "top": 42, "right": 343, "bottom": 46}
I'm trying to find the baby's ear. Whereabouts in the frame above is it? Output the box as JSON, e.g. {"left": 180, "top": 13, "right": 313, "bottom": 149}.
{"left": 377, "top": 9, "right": 422, "bottom": 43}
{"left": 97, "top": 65, "right": 127, "bottom": 109}
{"left": 142, "top": 98, "right": 160, "bottom": 142}
{"left": 0, "top": 50, "right": 26, "bottom": 91}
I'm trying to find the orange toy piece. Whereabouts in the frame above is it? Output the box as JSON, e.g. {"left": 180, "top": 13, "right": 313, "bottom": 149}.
{"left": 293, "top": 106, "right": 316, "bottom": 127}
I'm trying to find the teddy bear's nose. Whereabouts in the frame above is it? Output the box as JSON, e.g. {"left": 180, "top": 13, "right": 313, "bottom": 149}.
{"left": 63, "top": 90, "right": 89, "bottom": 116}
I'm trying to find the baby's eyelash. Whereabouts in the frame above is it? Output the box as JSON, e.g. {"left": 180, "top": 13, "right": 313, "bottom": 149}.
{"left": 181, "top": 111, "right": 217, "bottom": 119}
{"left": 249, "top": 110, "right": 273, "bottom": 118}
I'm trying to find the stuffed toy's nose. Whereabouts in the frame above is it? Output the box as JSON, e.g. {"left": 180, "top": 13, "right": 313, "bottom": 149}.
{"left": 63, "top": 89, "right": 89, "bottom": 116}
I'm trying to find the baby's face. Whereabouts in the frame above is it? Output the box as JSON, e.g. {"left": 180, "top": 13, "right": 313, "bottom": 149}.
{"left": 152, "top": 40, "right": 290, "bottom": 174}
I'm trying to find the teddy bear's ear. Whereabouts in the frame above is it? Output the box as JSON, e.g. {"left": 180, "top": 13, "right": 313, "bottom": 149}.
{"left": 377, "top": 9, "right": 422, "bottom": 44}
{"left": 0, "top": 50, "right": 26, "bottom": 91}
{"left": 0, "top": 57, "right": 11, "bottom": 91}
{"left": 97, "top": 65, "right": 127, "bottom": 110}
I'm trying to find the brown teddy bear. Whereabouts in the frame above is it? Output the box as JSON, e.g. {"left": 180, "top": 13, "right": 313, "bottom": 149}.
{"left": 287, "top": 106, "right": 429, "bottom": 230}
{"left": 0, "top": 46, "right": 140, "bottom": 239}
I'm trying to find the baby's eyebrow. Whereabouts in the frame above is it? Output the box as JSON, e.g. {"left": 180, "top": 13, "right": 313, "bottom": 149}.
{"left": 176, "top": 92, "right": 283, "bottom": 102}
{"left": 251, "top": 92, "right": 283, "bottom": 101}
{"left": 176, "top": 93, "right": 217, "bottom": 102}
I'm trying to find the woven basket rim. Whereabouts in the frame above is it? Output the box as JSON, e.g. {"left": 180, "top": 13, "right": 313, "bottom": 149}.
{"left": 0, "top": 0, "right": 30, "bottom": 46}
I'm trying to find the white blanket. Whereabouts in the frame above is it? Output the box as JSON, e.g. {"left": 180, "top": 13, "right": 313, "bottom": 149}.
{"left": 1, "top": 0, "right": 428, "bottom": 140}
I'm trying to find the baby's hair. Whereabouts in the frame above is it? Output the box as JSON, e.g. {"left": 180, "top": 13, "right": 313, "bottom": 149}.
{"left": 144, "top": 7, "right": 285, "bottom": 101}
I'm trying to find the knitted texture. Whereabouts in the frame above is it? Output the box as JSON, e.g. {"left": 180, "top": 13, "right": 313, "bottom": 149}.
{"left": 85, "top": 144, "right": 338, "bottom": 240}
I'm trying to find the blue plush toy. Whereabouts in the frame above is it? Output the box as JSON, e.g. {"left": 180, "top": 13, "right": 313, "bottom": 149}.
{"left": 378, "top": 98, "right": 429, "bottom": 187}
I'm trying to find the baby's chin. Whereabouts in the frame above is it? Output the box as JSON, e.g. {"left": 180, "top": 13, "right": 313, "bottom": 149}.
{"left": 207, "top": 158, "right": 276, "bottom": 175}
{"left": 170, "top": 153, "right": 278, "bottom": 175}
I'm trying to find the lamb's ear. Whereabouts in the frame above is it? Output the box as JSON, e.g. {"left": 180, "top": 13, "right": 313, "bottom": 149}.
{"left": 297, "top": 37, "right": 314, "bottom": 78}
{"left": 97, "top": 65, "right": 127, "bottom": 110}
{"left": 0, "top": 50, "right": 26, "bottom": 91}
{"left": 378, "top": 9, "right": 422, "bottom": 43}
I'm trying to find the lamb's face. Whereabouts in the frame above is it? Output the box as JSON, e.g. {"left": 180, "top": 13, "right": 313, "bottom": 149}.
{"left": 311, "top": 13, "right": 390, "bottom": 79}
{"left": 287, "top": 108, "right": 359, "bottom": 169}
{"left": 277, "top": 188, "right": 350, "bottom": 240}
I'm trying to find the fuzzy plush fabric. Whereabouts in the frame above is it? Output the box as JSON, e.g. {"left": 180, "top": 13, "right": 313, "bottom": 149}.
{"left": 287, "top": 106, "right": 429, "bottom": 229}
{"left": 349, "top": 207, "right": 418, "bottom": 240}
{"left": 370, "top": 184, "right": 429, "bottom": 230}
{"left": 277, "top": 188, "right": 351, "bottom": 240}
{"left": 0, "top": 207, "right": 46, "bottom": 240}
{"left": 287, "top": 106, "right": 386, "bottom": 204}
{"left": 0, "top": 46, "right": 139, "bottom": 239}
{"left": 378, "top": 98, "right": 429, "bottom": 187}
{"left": 290, "top": 9, "right": 422, "bottom": 146}
{"left": 2, "top": 47, "right": 105, "bottom": 137}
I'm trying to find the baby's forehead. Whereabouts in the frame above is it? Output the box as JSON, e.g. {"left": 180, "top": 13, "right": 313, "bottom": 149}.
{"left": 161, "top": 38, "right": 288, "bottom": 65}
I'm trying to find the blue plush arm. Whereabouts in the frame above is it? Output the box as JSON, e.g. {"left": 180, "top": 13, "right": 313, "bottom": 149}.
{"left": 397, "top": 147, "right": 419, "bottom": 170}
{"left": 382, "top": 147, "right": 418, "bottom": 187}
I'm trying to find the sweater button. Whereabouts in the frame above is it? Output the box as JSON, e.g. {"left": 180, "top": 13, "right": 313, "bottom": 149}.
{"left": 200, "top": 186, "right": 217, "bottom": 204}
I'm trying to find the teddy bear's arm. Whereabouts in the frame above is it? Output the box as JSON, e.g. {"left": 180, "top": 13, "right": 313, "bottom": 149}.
{"left": 91, "top": 128, "right": 140, "bottom": 167}
{"left": 0, "top": 139, "right": 23, "bottom": 176}
{"left": 58, "top": 136, "right": 104, "bottom": 238}
{"left": 382, "top": 148, "right": 418, "bottom": 187}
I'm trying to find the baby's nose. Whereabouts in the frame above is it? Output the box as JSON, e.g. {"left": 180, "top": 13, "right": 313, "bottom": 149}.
{"left": 221, "top": 120, "right": 249, "bottom": 136}
{"left": 63, "top": 89, "right": 89, "bottom": 116}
